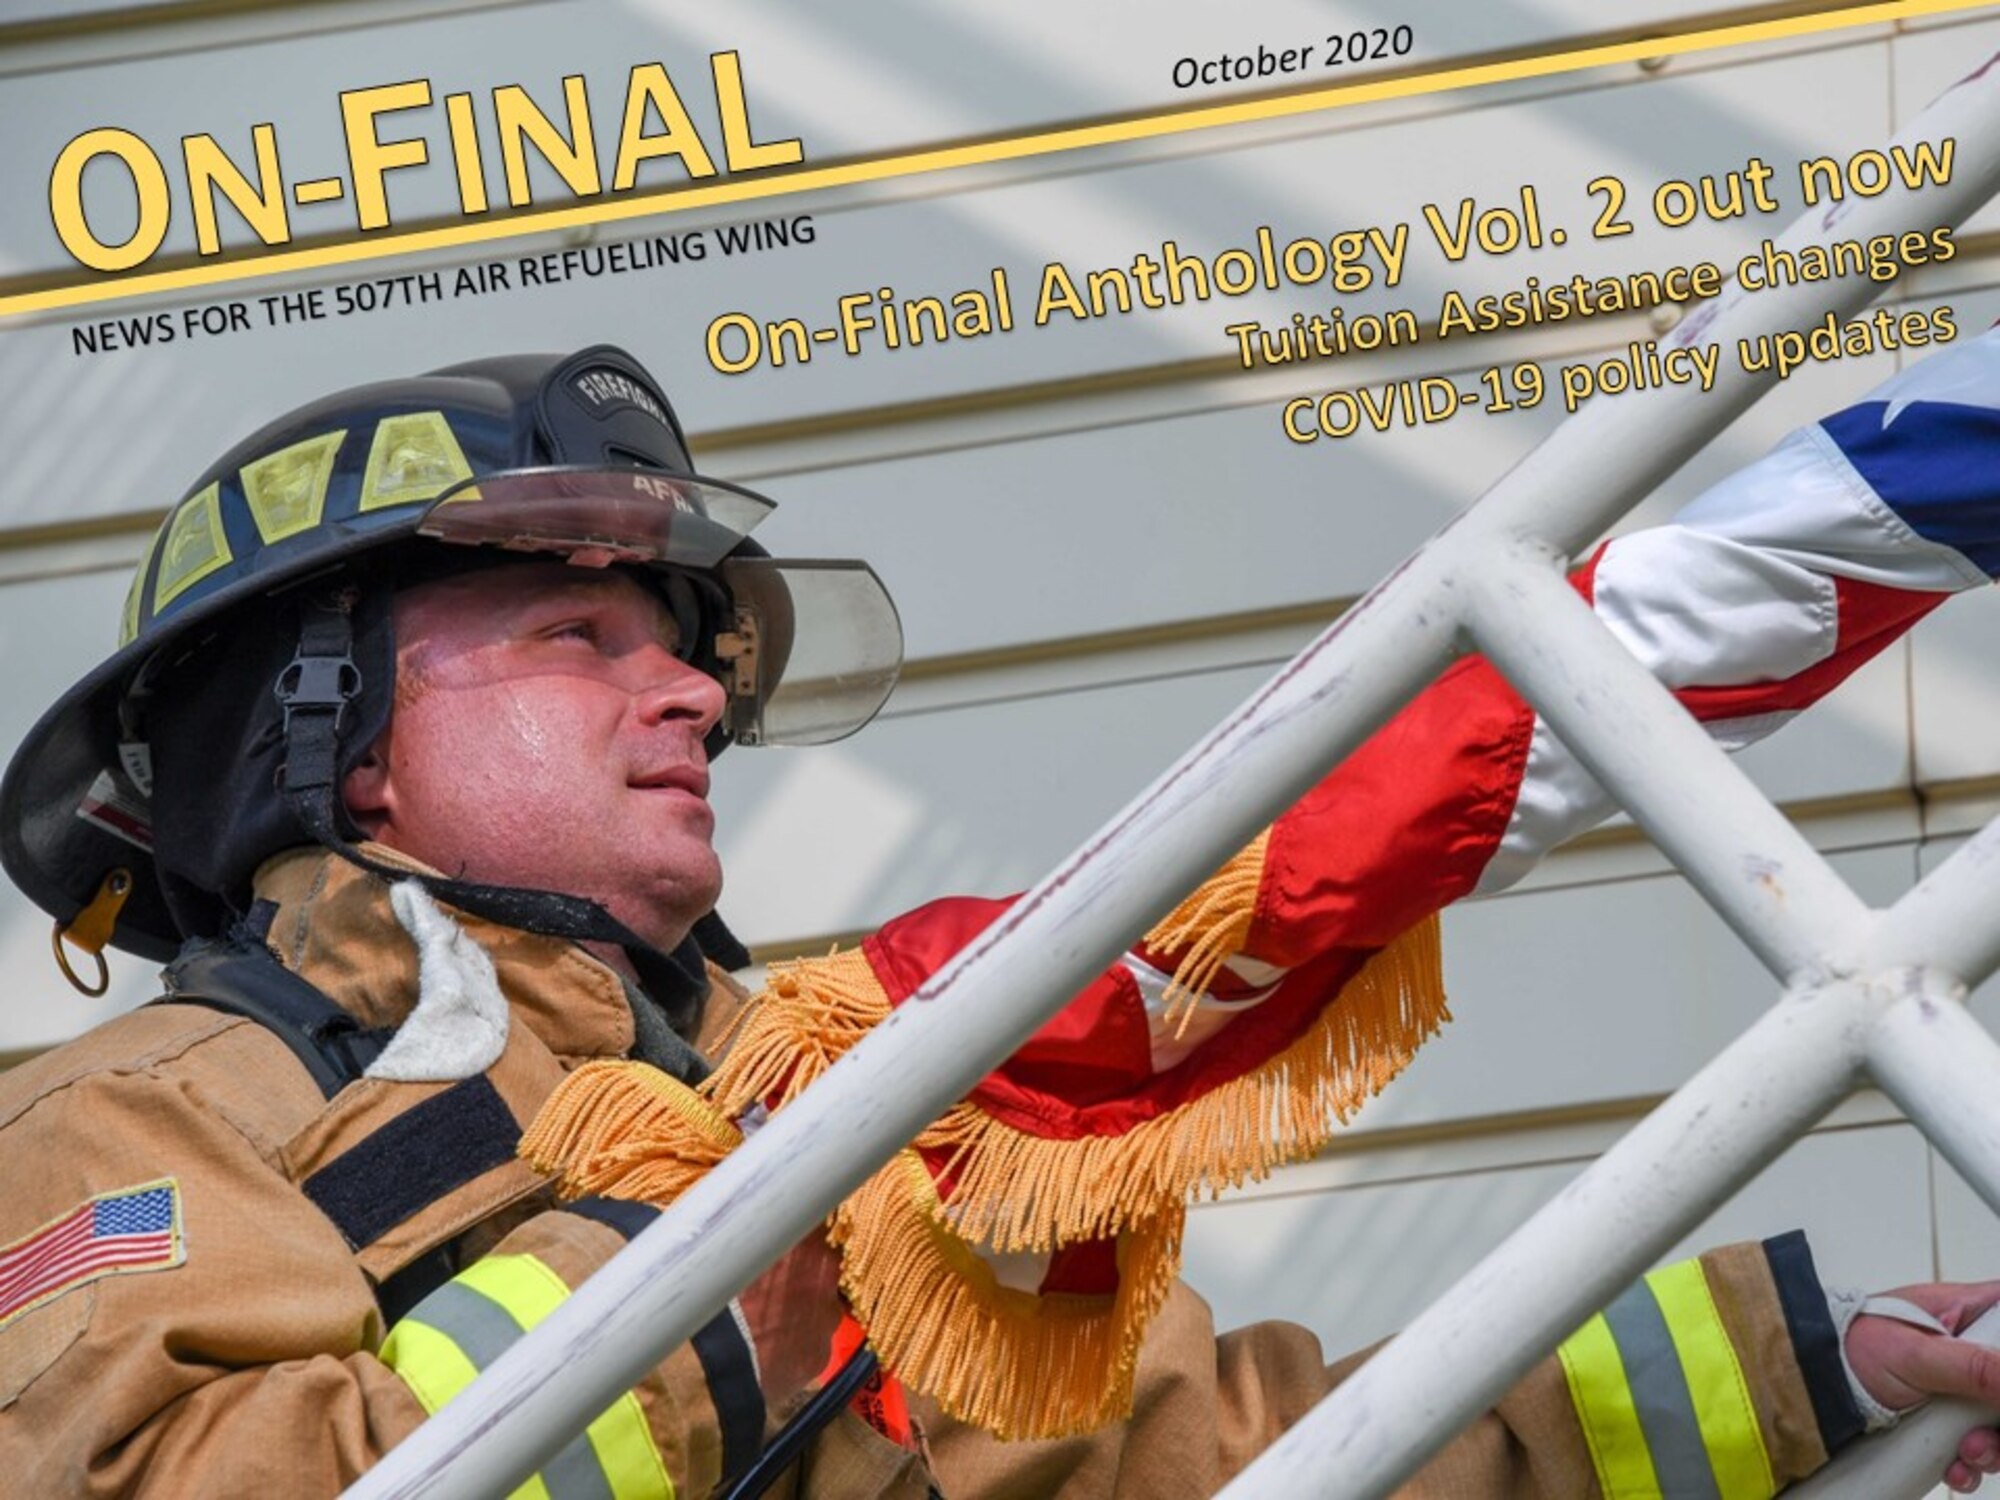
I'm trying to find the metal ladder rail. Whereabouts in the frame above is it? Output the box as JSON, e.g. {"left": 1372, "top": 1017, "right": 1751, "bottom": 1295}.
{"left": 342, "top": 51, "right": 2000, "bottom": 1500}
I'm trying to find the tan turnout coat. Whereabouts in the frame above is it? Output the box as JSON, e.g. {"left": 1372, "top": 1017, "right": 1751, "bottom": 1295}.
{"left": 0, "top": 848, "right": 1835, "bottom": 1497}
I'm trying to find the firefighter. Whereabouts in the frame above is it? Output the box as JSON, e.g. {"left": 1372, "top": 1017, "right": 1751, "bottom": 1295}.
{"left": 2, "top": 343, "right": 1999, "bottom": 1498}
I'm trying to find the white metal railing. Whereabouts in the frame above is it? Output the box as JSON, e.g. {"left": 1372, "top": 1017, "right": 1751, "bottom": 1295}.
{"left": 343, "top": 54, "right": 2000, "bottom": 1500}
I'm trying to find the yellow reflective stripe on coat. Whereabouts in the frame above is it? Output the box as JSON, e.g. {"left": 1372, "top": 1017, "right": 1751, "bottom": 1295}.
{"left": 1648, "top": 1261, "right": 1775, "bottom": 1499}
{"left": 1557, "top": 1259, "right": 1776, "bottom": 1499}
{"left": 380, "top": 1252, "right": 674, "bottom": 1500}
{"left": 1558, "top": 1312, "right": 1663, "bottom": 1498}
{"left": 378, "top": 1317, "right": 481, "bottom": 1419}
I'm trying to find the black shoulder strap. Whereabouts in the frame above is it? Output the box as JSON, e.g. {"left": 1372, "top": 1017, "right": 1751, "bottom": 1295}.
{"left": 152, "top": 928, "right": 461, "bottom": 1318}
{"left": 154, "top": 932, "right": 393, "bottom": 1099}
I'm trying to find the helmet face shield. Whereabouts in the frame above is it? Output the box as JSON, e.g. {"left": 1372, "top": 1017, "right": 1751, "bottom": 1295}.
{"left": 419, "top": 467, "right": 775, "bottom": 569}
{"left": 418, "top": 471, "right": 902, "bottom": 747}
{"left": 718, "top": 558, "right": 902, "bottom": 747}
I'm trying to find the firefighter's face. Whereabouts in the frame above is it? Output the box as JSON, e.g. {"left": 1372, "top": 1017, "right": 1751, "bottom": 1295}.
{"left": 342, "top": 562, "right": 727, "bottom": 954}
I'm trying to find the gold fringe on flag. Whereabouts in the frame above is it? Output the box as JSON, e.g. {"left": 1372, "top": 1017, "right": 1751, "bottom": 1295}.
{"left": 701, "top": 833, "right": 1276, "bottom": 1118}
{"left": 1142, "top": 828, "right": 1271, "bottom": 1034}
{"left": 920, "top": 914, "right": 1447, "bottom": 1253}
{"left": 702, "top": 946, "right": 891, "bottom": 1117}
{"left": 519, "top": 1060, "right": 742, "bottom": 1206}
{"left": 831, "top": 1150, "right": 1185, "bottom": 1441}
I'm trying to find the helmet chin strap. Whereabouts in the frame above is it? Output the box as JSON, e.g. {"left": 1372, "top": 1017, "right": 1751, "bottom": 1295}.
{"left": 274, "top": 592, "right": 730, "bottom": 1038}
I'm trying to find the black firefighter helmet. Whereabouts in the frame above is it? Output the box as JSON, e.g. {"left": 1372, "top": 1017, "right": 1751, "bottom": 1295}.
{"left": 0, "top": 345, "right": 902, "bottom": 977}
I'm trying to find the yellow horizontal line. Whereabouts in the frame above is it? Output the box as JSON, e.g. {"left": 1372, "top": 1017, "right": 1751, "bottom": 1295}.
{"left": 1556, "top": 785, "right": 1919, "bottom": 854}
{"left": 0, "top": 0, "right": 290, "bottom": 49}
{"left": 0, "top": 511, "right": 163, "bottom": 549}
{"left": 1300, "top": 1093, "right": 1666, "bottom": 1159}
{"left": 898, "top": 596, "right": 1346, "bottom": 682}
{"left": 1204, "top": 1090, "right": 1901, "bottom": 1185}
{"left": 5, "top": 0, "right": 1982, "bottom": 321}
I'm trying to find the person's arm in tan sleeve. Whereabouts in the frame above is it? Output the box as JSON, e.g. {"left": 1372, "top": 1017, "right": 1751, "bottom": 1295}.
{"left": 920, "top": 1233, "right": 1858, "bottom": 1500}
{"left": 0, "top": 1059, "right": 426, "bottom": 1497}
{"left": 0, "top": 1055, "right": 785, "bottom": 1499}
{"left": 1218, "top": 1232, "right": 1869, "bottom": 1499}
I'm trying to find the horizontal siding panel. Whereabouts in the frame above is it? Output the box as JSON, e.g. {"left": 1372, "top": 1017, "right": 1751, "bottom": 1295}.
{"left": 1182, "top": 1122, "right": 1934, "bottom": 1347}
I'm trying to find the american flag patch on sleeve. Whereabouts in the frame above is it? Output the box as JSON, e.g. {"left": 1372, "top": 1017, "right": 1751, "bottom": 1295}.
{"left": 0, "top": 1179, "right": 183, "bottom": 1329}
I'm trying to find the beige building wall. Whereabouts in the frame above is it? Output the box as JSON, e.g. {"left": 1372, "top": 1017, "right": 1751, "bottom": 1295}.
{"left": 1, "top": 1, "right": 1996, "bottom": 1419}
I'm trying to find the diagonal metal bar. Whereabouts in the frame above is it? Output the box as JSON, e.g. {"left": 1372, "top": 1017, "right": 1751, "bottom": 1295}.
{"left": 1869, "top": 979, "right": 2000, "bottom": 1221}
{"left": 1783, "top": 984, "right": 2000, "bottom": 1499}
{"left": 1846, "top": 818, "right": 2000, "bottom": 1230}
{"left": 1271, "top": 989, "right": 1863, "bottom": 1492}
{"left": 1859, "top": 824, "right": 2000, "bottom": 1218}
{"left": 1274, "top": 794, "right": 2000, "bottom": 1500}
{"left": 1463, "top": 546, "right": 1869, "bottom": 982}
{"left": 1870, "top": 816, "right": 2000, "bottom": 981}
{"left": 346, "top": 52, "right": 2000, "bottom": 1500}
{"left": 1212, "top": 967, "right": 1975, "bottom": 1500}
{"left": 1211, "top": 56, "right": 2000, "bottom": 1500}
{"left": 1710, "top": 826, "right": 2000, "bottom": 1498}
{"left": 1860, "top": 815, "right": 2000, "bottom": 1233}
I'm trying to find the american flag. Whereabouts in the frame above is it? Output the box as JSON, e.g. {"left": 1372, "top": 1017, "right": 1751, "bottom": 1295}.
{"left": 0, "top": 1181, "right": 181, "bottom": 1326}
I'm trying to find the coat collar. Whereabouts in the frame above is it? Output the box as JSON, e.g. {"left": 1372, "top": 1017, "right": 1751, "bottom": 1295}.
{"left": 250, "top": 844, "right": 639, "bottom": 1063}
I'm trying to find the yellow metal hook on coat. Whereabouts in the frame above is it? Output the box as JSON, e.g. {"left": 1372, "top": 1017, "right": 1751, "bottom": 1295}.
{"left": 53, "top": 868, "right": 132, "bottom": 997}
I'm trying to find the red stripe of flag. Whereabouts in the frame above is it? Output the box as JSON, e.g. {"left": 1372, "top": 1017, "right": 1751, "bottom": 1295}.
{"left": 0, "top": 1235, "right": 176, "bottom": 1320}
{"left": 1, "top": 1230, "right": 170, "bottom": 1300}
{"left": 0, "top": 1212, "right": 92, "bottom": 1294}
{"left": 0, "top": 1205, "right": 89, "bottom": 1271}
